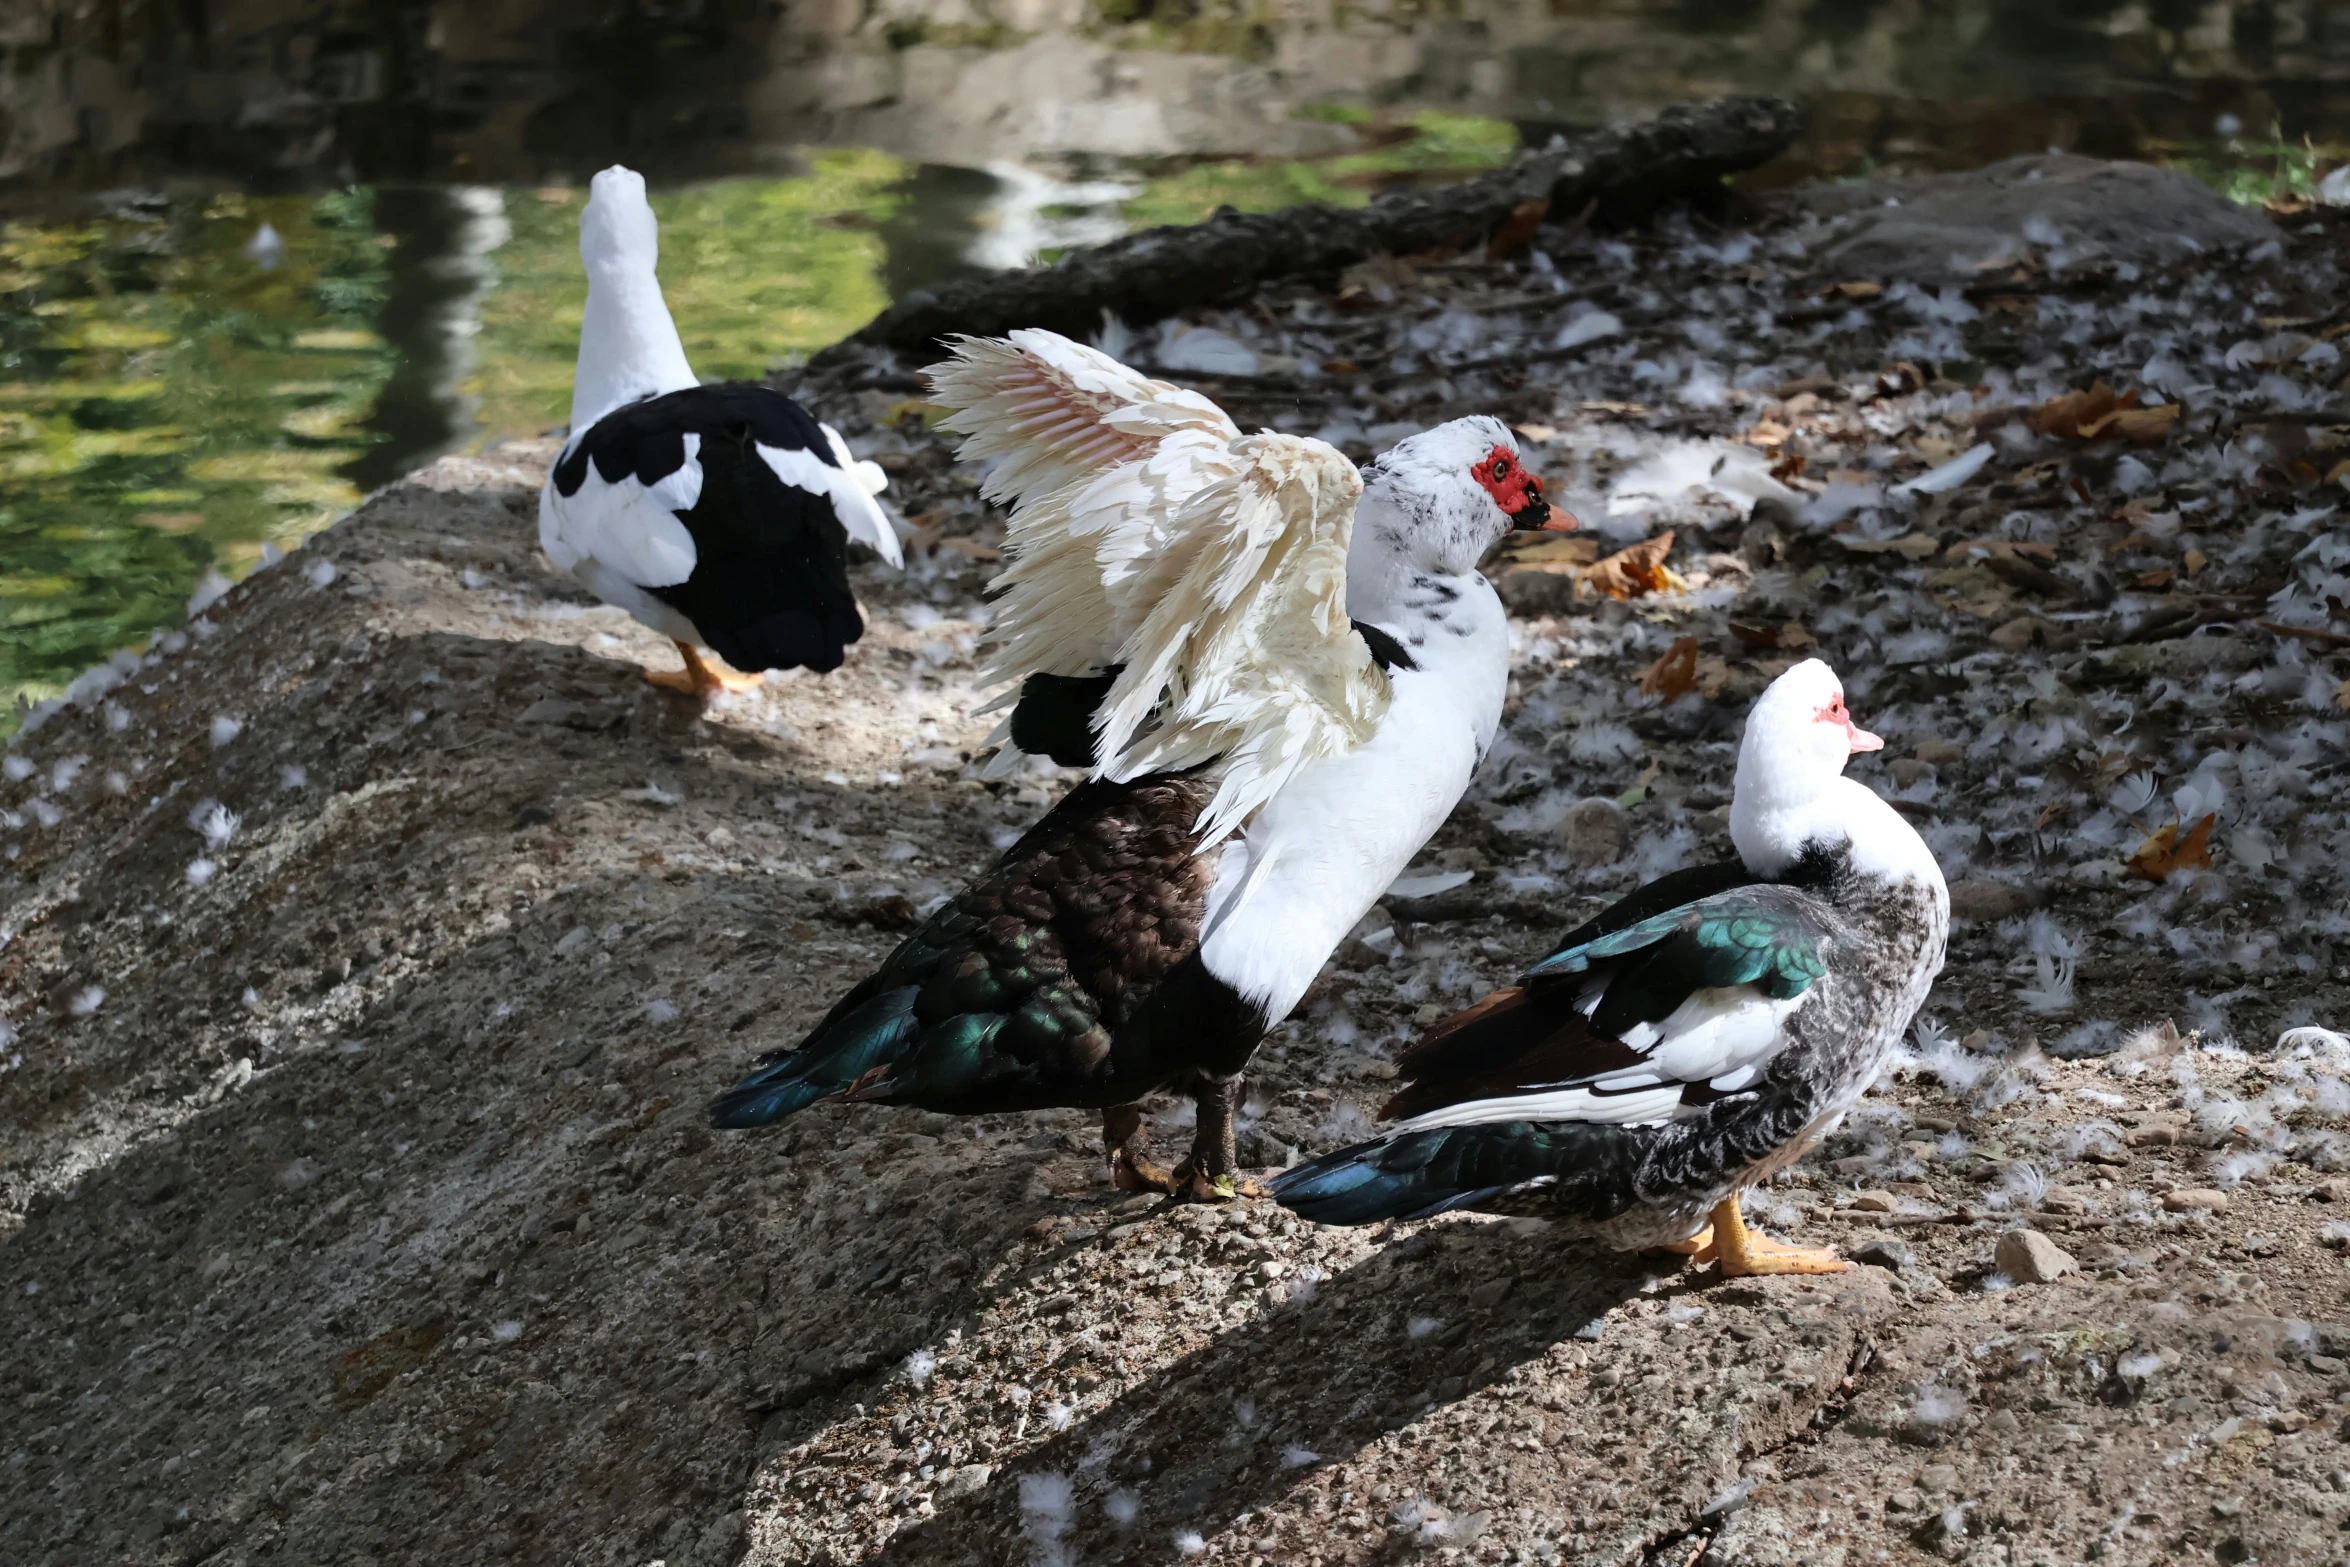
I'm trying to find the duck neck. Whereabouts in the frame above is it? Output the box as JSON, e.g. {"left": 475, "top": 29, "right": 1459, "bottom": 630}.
{"left": 570, "top": 261, "right": 696, "bottom": 434}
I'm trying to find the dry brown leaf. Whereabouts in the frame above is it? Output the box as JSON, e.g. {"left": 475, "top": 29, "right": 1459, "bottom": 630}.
{"left": 2035, "top": 799, "right": 2068, "bottom": 830}
{"left": 1586, "top": 531, "right": 1683, "bottom": 600}
{"left": 1947, "top": 537, "right": 2058, "bottom": 563}
{"left": 1499, "top": 533, "right": 1600, "bottom": 573}
{"left": 1640, "top": 636, "right": 1700, "bottom": 699}
{"left": 1741, "top": 419, "right": 1793, "bottom": 447}
{"left": 1336, "top": 253, "right": 1418, "bottom": 309}
{"left": 2183, "top": 549, "right": 2209, "bottom": 578}
{"left": 1487, "top": 198, "right": 1549, "bottom": 259}
{"left": 1729, "top": 621, "right": 1816, "bottom": 651}
{"left": 1839, "top": 532, "right": 1940, "bottom": 560}
{"left": 1825, "top": 280, "right": 1884, "bottom": 300}
{"left": 937, "top": 536, "right": 1002, "bottom": 562}
{"left": 2127, "top": 814, "right": 2216, "bottom": 882}
{"left": 2336, "top": 679, "right": 2350, "bottom": 712}
{"left": 2028, "top": 382, "right": 2180, "bottom": 445}
{"left": 1578, "top": 399, "right": 1650, "bottom": 417}
{"left": 2134, "top": 568, "right": 2175, "bottom": 590}
{"left": 1769, "top": 451, "right": 1808, "bottom": 483}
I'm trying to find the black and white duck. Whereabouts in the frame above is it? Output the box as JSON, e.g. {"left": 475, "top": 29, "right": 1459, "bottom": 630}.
{"left": 709, "top": 328, "right": 1573, "bottom": 1199}
{"left": 538, "top": 166, "right": 902, "bottom": 699}
{"left": 1273, "top": 659, "right": 1948, "bottom": 1273}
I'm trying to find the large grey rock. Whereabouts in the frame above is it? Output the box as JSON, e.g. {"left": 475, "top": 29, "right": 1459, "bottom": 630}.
{"left": 1789, "top": 154, "right": 2281, "bottom": 282}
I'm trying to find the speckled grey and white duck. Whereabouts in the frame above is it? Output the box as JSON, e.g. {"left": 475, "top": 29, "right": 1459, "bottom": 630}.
{"left": 1274, "top": 658, "right": 1948, "bottom": 1275}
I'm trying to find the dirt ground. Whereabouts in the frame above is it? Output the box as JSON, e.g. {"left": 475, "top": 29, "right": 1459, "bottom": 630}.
{"left": 4, "top": 164, "right": 2350, "bottom": 1567}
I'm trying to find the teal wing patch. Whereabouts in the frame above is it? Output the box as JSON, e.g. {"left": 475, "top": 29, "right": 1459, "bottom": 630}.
{"left": 1523, "top": 885, "right": 1832, "bottom": 1037}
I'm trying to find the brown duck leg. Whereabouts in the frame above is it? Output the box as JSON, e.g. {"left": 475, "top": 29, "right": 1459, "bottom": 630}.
{"left": 1102, "top": 1103, "right": 1178, "bottom": 1194}
{"left": 645, "top": 641, "right": 763, "bottom": 698}
{"left": 1168, "top": 1073, "right": 1270, "bottom": 1203}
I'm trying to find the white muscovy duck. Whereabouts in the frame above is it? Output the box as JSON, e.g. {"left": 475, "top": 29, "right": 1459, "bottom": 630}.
{"left": 709, "top": 328, "right": 1574, "bottom": 1199}
{"left": 538, "top": 166, "right": 903, "bottom": 699}
{"left": 1274, "top": 659, "right": 1949, "bottom": 1273}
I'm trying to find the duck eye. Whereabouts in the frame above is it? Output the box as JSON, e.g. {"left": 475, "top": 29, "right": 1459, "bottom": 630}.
{"left": 1491, "top": 457, "right": 1510, "bottom": 477}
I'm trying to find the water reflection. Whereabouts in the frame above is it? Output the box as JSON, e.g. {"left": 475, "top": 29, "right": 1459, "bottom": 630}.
{"left": 9, "top": 0, "right": 2350, "bottom": 193}
{"left": 3, "top": 0, "right": 2349, "bottom": 713}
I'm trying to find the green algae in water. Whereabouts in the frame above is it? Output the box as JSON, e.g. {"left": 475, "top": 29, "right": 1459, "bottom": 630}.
{"left": 1118, "top": 111, "right": 1517, "bottom": 233}
{"left": 0, "top": 190, "right": 392, "bottom": 713}
{"left": 466, "top": 151, "right": 909, "bottom": 445}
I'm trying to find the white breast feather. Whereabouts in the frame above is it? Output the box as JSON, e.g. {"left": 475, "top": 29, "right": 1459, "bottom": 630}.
{"left": 925, "top": 329, "right": 1391, "bottom": 846}
{"left": 538, "top": 432, "right": 703, "bottom": 588}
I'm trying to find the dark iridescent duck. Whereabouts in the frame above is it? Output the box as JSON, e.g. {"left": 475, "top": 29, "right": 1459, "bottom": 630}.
{"left": 537, "top": 167, "right": 901, "bottom": 699}
{"left": 1274, "top": 660, "right": 1949, "bottom": 1274}
{"left": 709, "top": 330, "right": 1570, "bottom": 1199}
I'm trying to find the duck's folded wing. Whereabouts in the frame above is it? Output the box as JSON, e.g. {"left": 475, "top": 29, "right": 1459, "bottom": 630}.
{"left": 1383, "top": 884, "right": 1838, "bottom": 1131}
{"left": 926, "top": 331, "right": 1387, "bottom": 845}
{"left": 708, "top": 777, "right": 1221, "bottom": 1126}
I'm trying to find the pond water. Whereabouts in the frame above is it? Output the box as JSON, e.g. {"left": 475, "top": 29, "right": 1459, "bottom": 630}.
{"left": 1, "top": 0, "right": 2344, "bottom": 715}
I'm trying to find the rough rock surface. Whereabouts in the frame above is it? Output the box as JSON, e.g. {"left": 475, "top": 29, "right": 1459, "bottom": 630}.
{"left": 7, "top": 162, "right": 2350, "bottom": 1567}
{"left": 1791, "top": 154, "right": 2283, "bottom": 283}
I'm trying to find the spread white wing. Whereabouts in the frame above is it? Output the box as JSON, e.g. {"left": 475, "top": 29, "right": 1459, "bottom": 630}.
{"left": 924, "top": 328, "right": 1388, "bottom": 846}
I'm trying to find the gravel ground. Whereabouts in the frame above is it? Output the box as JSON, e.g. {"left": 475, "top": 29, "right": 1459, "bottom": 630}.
{"left": 4, "top": 164, "right": 2350, "bottom": 1567}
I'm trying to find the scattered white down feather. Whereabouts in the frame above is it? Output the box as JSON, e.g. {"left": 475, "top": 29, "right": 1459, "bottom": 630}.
{"left": 1019, "top": 1471, "right": 1075, "bottom": 1567}
{"left": 1892, "top": 443, "right": 1994, "bottom": 496}
{"left": 2015, "top": 913, "right": 2081, "bottom": 1014}
{"left": 927, "top": 329, "right": 1384, "bottom": 846}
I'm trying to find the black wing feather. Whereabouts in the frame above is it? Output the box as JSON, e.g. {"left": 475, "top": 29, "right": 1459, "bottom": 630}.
{"left": 556, "top": 382, "right": 865, "bottom": 674}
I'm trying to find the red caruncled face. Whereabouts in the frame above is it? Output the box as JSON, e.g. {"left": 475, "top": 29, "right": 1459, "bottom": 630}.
{"left": 1471, "top": 446, "right": 1542, "bottom": 516}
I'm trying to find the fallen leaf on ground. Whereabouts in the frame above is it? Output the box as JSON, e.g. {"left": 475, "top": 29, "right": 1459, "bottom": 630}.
{"left": 1825, "top": 280, "right": 1884, "bottom": 300}
{"left": 2183, "top": 548, "right": 2208, "bottom": 578}
{"left": 2337, "top": 679, "right": 2350, "bottom": 712}
{"left": 937, "top": 536, "right": 1002, "bottom": 562}
{"left": 1585, "top": 531, "right": 1684, "bottom": 599}
{"left": 1487, "top": 198, "right": 1549, "bottom": 258}
{"left": 1336, "top": 254, "right": 1417, "bottom": 308}
{"left": 1947, "top": 537, "right": 2058, "bottom": 563}
{"left": 2027, "top": 382, "right": 2181, "bottom": 445}
{"left": 1640, "top": 636, "right": 1699, "bottom": 699}
{"left": 1498, "top": 533, "right": 1600, "bottom": 573}
{"left": 1729, "top": 621, "right": 1816, "bottom": 651}
{"left": 2127, "top": 814, "right": 2216, "bottom": 882}
{"left": 1839, "top": 532, "right": 1941, "bottom": 559}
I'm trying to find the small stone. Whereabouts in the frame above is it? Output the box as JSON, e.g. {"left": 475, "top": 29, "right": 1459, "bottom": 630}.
{"left": 1913, "top": 737, "right": 1964, "bottom": 766}
{"left": 2308, "top": 1355, "right": 2345, "bottom": 1376}
{"left": 2126, "top": 1123, "right": 2183, "bottom": 1147}
{"left": 2040, "top": 1187, "right": 2091, "bottom": 1215}
{"left": 1889, "top": 757, "right": 1934, "bottom": 788}
{"left": 1948, "top": 878, "right": 2032, "bottom": 921}
{"left": 1557, "top": 797, "right": 1631, "bottom": 867}
{"left": 1885, "top": 1489, "right": 1924, "bottom": 1514}
{"left": 1994, "top": 1228, "right": 2078, "bottom": 1284}
{"left": 1853, "top": 1239, "right": 1914, "bottom": 1272}
{"left": 2312, "top": 1178, "right": 2350, "bottom": 1203}
{"left": 1984, "top": 1409, "right": 2021, "bottom": 1435}
{"left": 2162, "top": 1188, "right": 2229, "bottom": 1213}
{"left": 1851, "top": 1191, "right": 1899, "bottom": 1212}
{"left": 1918, "top": 1464, "right": 1959, "bottom": 1494}
{"left": 942, "top": 1463, "right": 993, "bottom": 1497}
